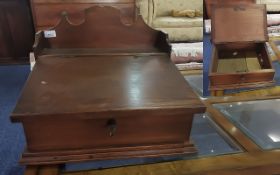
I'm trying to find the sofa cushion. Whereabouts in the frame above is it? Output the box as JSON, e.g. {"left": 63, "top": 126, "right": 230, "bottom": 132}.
{"left": 257, "top": 0, "right": 280, "bottom": 12}
{"left": 136, "top": 0, "right": 149, "bottom": 22}
{"left": 172, "top": 9, "right": 203, "bottom": 18}
{"left": 153, "top": 17, "right": 202, "bottom": 28}
{"left": 153, "top": 0, "right": 203, "bottom": 17}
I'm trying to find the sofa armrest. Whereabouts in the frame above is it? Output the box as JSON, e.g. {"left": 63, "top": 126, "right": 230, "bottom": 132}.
{"left": 136, "top": 0, "right": 154, "bottom": 25}
{"left": 148, "top": 0, "right": 155, "bottom": 25}
{"left": 257, "top": 0, "right": 280, "bottom": 12}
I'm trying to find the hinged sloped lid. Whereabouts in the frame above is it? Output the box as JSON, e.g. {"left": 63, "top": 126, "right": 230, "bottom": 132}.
{"left": 212, "top": 4, "right": 268, "bottom": 44}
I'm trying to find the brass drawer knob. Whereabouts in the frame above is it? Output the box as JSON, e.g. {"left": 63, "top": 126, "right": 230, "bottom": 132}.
{"left": 107, "top": 119, "right": 117, "bottom": 137}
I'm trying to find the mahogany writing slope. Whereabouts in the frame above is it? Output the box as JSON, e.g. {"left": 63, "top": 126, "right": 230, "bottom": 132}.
{"left": 11, "top": 6, "right": 205, "bottom": 165}
{"left": 209, "top": 4, "right": 275, "bottom": 91}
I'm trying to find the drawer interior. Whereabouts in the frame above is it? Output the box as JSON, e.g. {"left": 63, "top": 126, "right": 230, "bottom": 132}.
{"left": 212, "top": 43, "right": 272, "bottom": 74}
{"left": 217, "top": 51, "right": 261, "bottom": 73}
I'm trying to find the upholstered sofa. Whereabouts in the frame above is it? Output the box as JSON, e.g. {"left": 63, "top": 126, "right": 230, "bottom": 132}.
{"left": 257, "top": 0, "right": 280, "bottom": 12}
{"left": 137, "top": 0, "right": 203, "bottom": 42}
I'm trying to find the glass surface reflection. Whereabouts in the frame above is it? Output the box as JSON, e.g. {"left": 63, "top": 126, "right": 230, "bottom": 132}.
{"left": 214, "top": 99, "right": 280, "bottom": 150}
{"left": 185, "top": 75, "right": 203, "bottom": 97}
{"left": 191, "top": 113, "right": 242, "bottom": 156}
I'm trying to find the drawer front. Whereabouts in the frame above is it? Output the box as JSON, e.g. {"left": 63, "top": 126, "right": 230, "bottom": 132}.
{"left": 32, "top": 3, "right": 135, "bottom": 29}
{"left": 23, "top": 113, "right": 194, "bottom": 152}
{"left": 209, "top": 71, "right": 275, "bottom": 86}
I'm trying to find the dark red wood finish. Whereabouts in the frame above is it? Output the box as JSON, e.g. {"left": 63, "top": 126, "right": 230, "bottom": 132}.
{"left": 0, "top": 0, "right": 34, "bottom": 64}
{"left": 212, "top": 4, "right": 268, "bottom": 44}
{"left": 30, "top": 0, "right": 136, "bottom": 30}
{"left": 11, "top": 6, "right": 205, "bottom": 165}
{"left": 209, "top": 4, "right": 275, "bottom": 90}
{"left": 205, "top": 0, "right": 256, "bottom": 19}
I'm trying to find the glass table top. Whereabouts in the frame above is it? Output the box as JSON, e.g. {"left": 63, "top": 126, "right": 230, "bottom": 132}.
{"left": 191, "top": 113, "right": 241, "bottom": 156}
{"left": 185, "top": 74, "right": 203, "bottom": 98}
{"left": 63, "top": 113, "right": 241, "bottom": 172}
{"left": 214, "top": 99, "right": 280, "bottom": 150}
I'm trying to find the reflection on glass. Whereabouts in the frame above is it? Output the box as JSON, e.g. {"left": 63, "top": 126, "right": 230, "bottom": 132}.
{"left": 185, "top": 75, "right": 203, "bottom": 97}
{"left": 191, "top": 113, "right": 242, "bottom": 156}
{"left": 214, "top": 99, "right": 280, "bottom": 150}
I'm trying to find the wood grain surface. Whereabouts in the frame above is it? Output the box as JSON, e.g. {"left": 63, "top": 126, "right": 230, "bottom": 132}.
{"left": 13, "top": 6, "right": 205, "bottom": 165}
{"left": 30, "top": 0, "right": 136, "bottom": 30}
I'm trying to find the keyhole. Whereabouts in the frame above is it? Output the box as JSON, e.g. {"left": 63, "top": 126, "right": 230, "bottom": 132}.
{"left": 107, "top": 119, "right": 117, "bottom": 137}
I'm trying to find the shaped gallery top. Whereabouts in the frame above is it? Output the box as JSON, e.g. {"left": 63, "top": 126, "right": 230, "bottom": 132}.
{"left": 11, "top": 6, "right": 205, "bottom": 121}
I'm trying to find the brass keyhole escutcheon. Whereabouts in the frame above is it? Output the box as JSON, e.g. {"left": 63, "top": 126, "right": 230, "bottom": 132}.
{"left": 106, "top": 119, "right": 117, "bottom": 137}
{"left": 241, "top": 75, "right": 246, "bottom": 82}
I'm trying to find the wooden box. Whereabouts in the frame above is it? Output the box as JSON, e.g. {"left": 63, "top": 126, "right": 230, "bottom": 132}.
{"left": 11, "top": 6, "right": 205, "bottom": 165}
{"left": 30, "top": 0, "right": 136, "bottom": 30}
{"left": 209, "top": 4, "right": 275, "bottom": 90}
{"left": 205, "top": 0, "right": 256, "bottom": 19}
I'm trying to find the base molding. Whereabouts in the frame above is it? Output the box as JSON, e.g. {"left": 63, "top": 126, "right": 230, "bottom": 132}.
{"left": 20, "top": 142, "right": 196, "bottom": 165}
{"left": 209, "top": 81, "right": 275, "bottom": 91}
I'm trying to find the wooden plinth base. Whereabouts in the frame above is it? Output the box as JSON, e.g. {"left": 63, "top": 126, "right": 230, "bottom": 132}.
{"left": 21, "top": 142, "right": 196, "bottom": 165}
{"left": 209, "top": 81, "right": 275, "bottom": 96}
